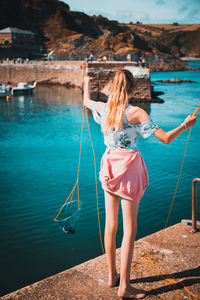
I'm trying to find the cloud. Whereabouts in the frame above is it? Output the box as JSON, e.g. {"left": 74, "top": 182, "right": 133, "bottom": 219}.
{"left": 182, "top": 7, "right": 200, "bottom": 23}
{"left": 178, "top": 5, "right": 188, "bottom": 14}
{"left": 132, "top": 12, "right": 151, "bottom": 23}
{"left": 65, "top": 0, "right": 200, "bottom": 24}
{"left": 115, "top": 9, "right": 150, "bottom": 23}
{"left": 116, "top": 9, "right": 133, "bottom": 21}
{"left": 155, "top": 0, "right": 165, "bottom": 5}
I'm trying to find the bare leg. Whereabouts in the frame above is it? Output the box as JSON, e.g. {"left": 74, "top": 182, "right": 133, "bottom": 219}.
{"left": 104, "top": 190, "right": 120, "bottom": 287}
{"left": 118, "top": 199, "right": 146, "bottom": 299}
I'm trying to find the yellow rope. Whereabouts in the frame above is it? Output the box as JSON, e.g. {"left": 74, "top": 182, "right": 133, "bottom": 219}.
{"left": 85, "top": 107, "right": 105, "bottom": 254}
{"left": 139, "top": 110, "right": 199, "bottom": 299}
{"left": 136, "top": 127, "right": 199, "bottom": 299}
{"left": 163, "top": 127, "right": 192, "bottom": 231}
{"left": 54, "top": 105, "right": 85, "bottom": 221}
{"left": 54, "top": 104, "right": 105, "bottom": 253}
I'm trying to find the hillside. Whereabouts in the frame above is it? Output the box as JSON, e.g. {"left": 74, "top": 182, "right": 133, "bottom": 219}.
{"left": 0, "top": 0, "right": 199, "bottom": 60}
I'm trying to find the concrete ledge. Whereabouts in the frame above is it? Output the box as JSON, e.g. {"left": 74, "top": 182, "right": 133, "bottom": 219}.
{"left": 2, "top": 223, "right": 200, "bottom": 299}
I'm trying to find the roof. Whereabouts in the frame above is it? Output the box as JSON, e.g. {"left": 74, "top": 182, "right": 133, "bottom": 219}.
{"left": 0, "top": 27, "right": 35, "bottom": 35}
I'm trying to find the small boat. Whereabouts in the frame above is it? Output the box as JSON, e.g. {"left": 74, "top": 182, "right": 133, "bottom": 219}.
{"left": 11, "top": 82, "right": 37, "bottom": 95}
{"left": 0, "top": 87, "right": 11, "bottom": 98}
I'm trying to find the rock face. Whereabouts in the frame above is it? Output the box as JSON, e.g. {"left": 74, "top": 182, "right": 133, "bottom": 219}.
{"left": 148, "top": 58, "right": 193, "bottom": 72}
{"left": 155, "top": 78, "right": 196, "bottom": 83}
{"left": 0, "top": 0, "right": 199, "bottom": 61}
{"left": 0, "top": 0, "right": 101, "bottom": 40}
{"left": 152, "top": 28, "right": 200, "bottom": 58}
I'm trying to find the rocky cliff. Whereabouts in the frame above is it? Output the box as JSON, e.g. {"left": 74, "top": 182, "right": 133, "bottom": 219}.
{"left": 0, "top": 0, "right": 199, "bottom": 60}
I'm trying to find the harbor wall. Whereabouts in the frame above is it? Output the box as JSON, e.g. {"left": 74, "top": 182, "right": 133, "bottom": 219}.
{"left": 0, "top": 61, "right": 83, "bottom": 88}
{"left": 0, "top": 61, "right": 151, "bottom": 101}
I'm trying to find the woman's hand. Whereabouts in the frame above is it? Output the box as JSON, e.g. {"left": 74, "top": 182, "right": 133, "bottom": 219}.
{"left": 183, "top": 115, "right": 197, "bottom": 128}
{"left": 83, "top": 76, "right": 92, "bottom": 109}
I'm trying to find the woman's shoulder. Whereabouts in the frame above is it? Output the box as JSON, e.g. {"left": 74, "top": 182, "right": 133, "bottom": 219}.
{"left": 126, "top": 105, "right": 149, "bottom": 125}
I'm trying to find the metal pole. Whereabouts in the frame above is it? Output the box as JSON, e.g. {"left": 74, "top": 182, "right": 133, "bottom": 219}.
{"left": 192, "top": 178, "right": 200, "bottom": 232}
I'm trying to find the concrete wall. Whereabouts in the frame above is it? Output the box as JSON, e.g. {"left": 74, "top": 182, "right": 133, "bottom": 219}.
{"left": 0, "top": 61, "right": 151, "bottom": 101}
{"left": 0, "top": 61, "right": 83, "bottom": 87}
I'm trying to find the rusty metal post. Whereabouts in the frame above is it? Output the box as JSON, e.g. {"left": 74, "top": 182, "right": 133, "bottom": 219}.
{"left": 192, "top": 178, "right": 200, "bottom": 232}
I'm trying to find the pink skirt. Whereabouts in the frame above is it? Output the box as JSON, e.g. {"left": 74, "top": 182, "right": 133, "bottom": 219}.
{"left": 99, "top": 148, "right": 149, "bottom": 203}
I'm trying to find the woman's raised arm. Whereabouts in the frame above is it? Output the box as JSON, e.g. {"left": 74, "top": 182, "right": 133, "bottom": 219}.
{"left": 83, "top": 76, "right": 106, "bottom": 114}
{"left": 83, "top": 76, "right": 94, "bottom": 110}
{"left": 133, "top": 107, "right": 197, "bottom": 144}
{"left": 153, "top": 115, "right": 197, "bottom": 144}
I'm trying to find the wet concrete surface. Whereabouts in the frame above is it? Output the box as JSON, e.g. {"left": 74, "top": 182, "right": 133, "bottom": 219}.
{"left": 2, "top": 223, "right": 200, "bottom": 300}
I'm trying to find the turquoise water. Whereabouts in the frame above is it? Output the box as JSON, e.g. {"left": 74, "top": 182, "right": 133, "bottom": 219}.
{"left": 186, "top": 60, "right": 200, "bottom": 69}
{"left": 0, "top": 65, "right": 200, "bottom": 296}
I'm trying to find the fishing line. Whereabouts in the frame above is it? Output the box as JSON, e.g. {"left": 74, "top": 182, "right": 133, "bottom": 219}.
{"left": 54, "top": 105, "right": 85, "bottom": 233}
{"left": 134, "top": 106, "right": 199, "bottom": 299}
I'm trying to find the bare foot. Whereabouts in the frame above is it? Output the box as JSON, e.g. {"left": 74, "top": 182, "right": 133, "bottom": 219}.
{"left": 108, "top": 273, "right": 120, "bottom": 287}
{"left": 118, "top": 285, "right": 147, "bottom": 299}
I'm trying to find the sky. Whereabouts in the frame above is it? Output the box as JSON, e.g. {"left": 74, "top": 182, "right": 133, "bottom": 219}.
{"left": 64, "top": 0, "right": 200, "bottom": 24}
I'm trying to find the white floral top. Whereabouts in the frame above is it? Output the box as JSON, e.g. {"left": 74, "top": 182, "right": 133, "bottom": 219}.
{"left": 91, "top": 103, "right": 159, "bottom": 150}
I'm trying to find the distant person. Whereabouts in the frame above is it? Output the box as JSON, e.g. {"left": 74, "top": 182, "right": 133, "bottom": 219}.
{"left": 141, "top": 58, "right": 146, "bottom": 68}
{"left": 5, "top": 81, "right": 12, "bottom": 92}
{"left": 89, "top": 54, "right": 94, "bottom": 62}
{"left": 138, "top": 57, "right": 142, "bottom": 67}
{"left": 84, "top": 69, "right": 197, "bottom": 299}
{"left": 127, "top": 53, "right": 131, "bottom": 61}
{"left": 103, "top": 55, "right": 107, "bottom": 62}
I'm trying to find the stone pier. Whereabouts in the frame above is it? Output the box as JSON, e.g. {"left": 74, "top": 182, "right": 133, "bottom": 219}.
{"left": 84, "top": 62, "right": 151, "bottom": 102}
{"left": 2, "top": 223, "right": 200, "bottom": 300}
{"left": 0, "top": 61, "right": 152, "bottom": 102}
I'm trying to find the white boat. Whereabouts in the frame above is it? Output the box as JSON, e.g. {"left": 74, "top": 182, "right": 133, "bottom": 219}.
{"left": 11, "top": 82, "right": 37, "bottom": 95}
{"left": 0, "top": 87, "right": 11, "bottom": 98}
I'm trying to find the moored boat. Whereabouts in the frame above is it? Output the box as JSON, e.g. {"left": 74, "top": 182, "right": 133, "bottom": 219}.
{"left": 11, "top": 82, "right": 37, "bottom": 95}
{"left": 0, "top": 87, "right": 11, "bottom": 98}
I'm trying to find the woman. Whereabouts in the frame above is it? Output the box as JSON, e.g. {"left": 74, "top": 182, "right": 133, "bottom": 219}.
{"left": 83, "top": 69, "right": 197, "bottom": 299}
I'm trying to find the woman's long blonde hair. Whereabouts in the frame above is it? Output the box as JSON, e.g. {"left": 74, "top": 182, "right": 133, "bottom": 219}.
{"left": 102, "top": 69, "right": 134, "bottom": 134}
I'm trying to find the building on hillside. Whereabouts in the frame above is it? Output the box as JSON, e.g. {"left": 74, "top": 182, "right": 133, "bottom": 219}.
{"left": 0, "top": 27, "right": 36, "bottom": 47}
{"left": 0, "top": 27, "right": 44, "bottom": 59}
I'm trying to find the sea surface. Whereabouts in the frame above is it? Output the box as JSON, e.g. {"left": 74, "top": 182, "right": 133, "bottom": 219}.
{"left": 0, "top": 62, "right": 200, "bottom": 296}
